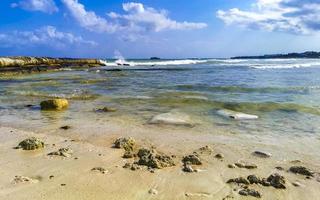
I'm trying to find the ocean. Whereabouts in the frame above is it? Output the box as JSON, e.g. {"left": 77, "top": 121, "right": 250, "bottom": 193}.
{"left": 1, "top": 58, "right": 320, "bottom": 140}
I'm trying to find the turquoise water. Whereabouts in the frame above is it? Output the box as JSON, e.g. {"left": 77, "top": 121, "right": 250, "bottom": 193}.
{"left": 1, "top": 58, "right": 320, "bottom": 138}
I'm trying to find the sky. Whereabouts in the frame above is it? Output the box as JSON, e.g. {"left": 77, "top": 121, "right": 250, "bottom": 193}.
{"left": 1, "top": 0, "right": 320, "bottom": 58}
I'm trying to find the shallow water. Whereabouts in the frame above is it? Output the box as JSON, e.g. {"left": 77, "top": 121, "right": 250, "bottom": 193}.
{"left": 1, "top": 58, "right": 320, "bottom": 140}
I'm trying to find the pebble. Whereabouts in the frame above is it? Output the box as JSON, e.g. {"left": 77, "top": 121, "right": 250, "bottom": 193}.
{"left": 239, "top": 188, "right": 261, "bottom": 198}
{"left": 148, "top": 188, "right": 158, "bottom": 195}
{"left": 252, "top": 151, "right": 271, "bottom": 158}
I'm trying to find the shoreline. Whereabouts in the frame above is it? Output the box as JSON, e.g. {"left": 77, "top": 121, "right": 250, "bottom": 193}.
{"left": 1, "top": 123, "right": 319, "bottom": 200}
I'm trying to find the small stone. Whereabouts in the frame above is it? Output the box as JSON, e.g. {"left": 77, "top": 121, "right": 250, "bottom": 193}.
{"left": 275, "top": 166, "right": 284, "bottom": 171}
{"left": 183, "top": 163, "right": 195, "bottom": 173}
{"left": 289, "top": 166, "right": 314, "bottom": 177}
{"left": 228, "top": 164, "right": 236, "bottom": 168}
{"left": 182, "top": 154, "right": 202, "bottom": 165}
{"left": 247, "top": 175, "right": 261, "bottom": 184}
{"left": 74, "top": 157, "right": 78, "bottom": 160}
{"left": 12, "top": 176, "right": 38, "bottom": 184}
{"left": 123, "top": 150, "right": 134, "bottom": 159}
{"left": 227, "top": 177, "right": 250, "bottom": 185}
{"left": 267, "top": 173, "right": 286, "bottom": 189}
{"left": 239, "top": 188, "right": 261, "bottom": 198}
{"left": 60, "top": 125, "right": 71, "bottom": 130}
{"left": 260, "top": 178, "right": 271, "bottom": 187}
{"left": 148, "top": 188, "right": 158, "bottom": 195}
{"left": 91, "top": 167, "right": 108, "bottom": 174}
{"left": 48, "top": 148, "right": 73, "bottom": 157}
{"left": 292, "top": 181, "right": 302, "bottom": 187}
{"left": 197, "top": 146, "right": 213, "bottom": 155}
{"left": 114, "top": 137, "right": 136, "bottom": 152}
{"left": 215, "top": 153, "right": 224, "bottom": 159}
{"left": 235, "top": 162, "right": 257, "bottom": 169}
{"left": 49, "top": 175, "right": 54, "bottom": 179}
{"left": 16, "top": 137, "right": 44, "bottom": 150}
{"left": 252, "top": 151, "right": 271, "bottom": 158}
{"left": 137, "top": 148, "right": 175, "bottom": 169}
{"left": 123, "top": 163, "right": 131, "bottom": 169}
{"left": 40, "top": 99, "right": 69, "bottom": 111}
{"left": 61, "top": 184, "right": 66, "bottom": 186}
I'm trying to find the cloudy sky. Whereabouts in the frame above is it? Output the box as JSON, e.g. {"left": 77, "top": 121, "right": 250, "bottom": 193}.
{"left": 1, "top": 0, "right": 320, "bottom": 58}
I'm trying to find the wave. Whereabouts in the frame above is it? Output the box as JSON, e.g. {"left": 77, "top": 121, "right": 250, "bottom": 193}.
{"left": 99, "top": 59, "right": 208, "bottom": 67}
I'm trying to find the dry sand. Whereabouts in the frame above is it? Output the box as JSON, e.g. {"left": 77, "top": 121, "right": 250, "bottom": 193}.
{"left": 0, "top": 122, "right": 319, "bottom": 200}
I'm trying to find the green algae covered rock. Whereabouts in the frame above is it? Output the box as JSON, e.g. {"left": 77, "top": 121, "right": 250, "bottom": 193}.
{"left": 17, "top": 137, "right": 44, "bottom": 150}
{"left": 40, "top": 99, "right": 69, "bottom": 110}
{"left": 114, "top": 137, "right": 136, "bottom": 152}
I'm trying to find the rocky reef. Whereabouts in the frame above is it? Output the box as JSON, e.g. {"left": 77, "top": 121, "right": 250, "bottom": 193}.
{"left": 0, "top": 56, "right": 105, "bottom": 74}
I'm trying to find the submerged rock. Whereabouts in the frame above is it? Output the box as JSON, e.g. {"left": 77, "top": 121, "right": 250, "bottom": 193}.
{"left": 96, "top": 106, "right": 117, "bottom": 113}
{"left": 149, "top": 112, "right": 194, "bottom": 126}
{"left": 136, "top": 148, "right": 175, "bottom": 169}
{"left": 239, "top": 188, "right": 261, "bottom": 198}
{"left": 215, "top": 153, "right": 224, "bottom": 159}
{"left": 16, "top": 137, "right": 44, "bottom": 150}
{"left": 252, "top": 151, "right": 272, "bottom": 158}
{"left": 48, "top": 148, "right": 73, "bottom": 157}
{"left": 182, "top": 154, "right": 202, "bottom": 165}
{"left": 114, "top": 137, "right": 136, "bottom": 152}
{"left": 216, "top": 109, "right": 258, "bottom": 120}
{"left": 289, "top": 166, "right": 314, "bottom": 177}
{"left": 40, "top": 99, "right": 69, "bottom": 111}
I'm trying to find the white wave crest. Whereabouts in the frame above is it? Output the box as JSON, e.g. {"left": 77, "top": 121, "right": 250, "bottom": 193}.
{"left": 100, "top": 59, "right": 208, "bottom": 67}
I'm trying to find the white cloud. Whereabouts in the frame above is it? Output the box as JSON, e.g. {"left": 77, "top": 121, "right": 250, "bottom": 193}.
{"left": 0, "top": 26, "right": 96, "bottom": 48}
{"left": 11, "top": 0, "right": 58, "bottom": 14}
{"left": 217, "top": 0, "right": 320, "bottom": 34}
{"left": 61, "top": 0, "right": 118, "bottom": 33}
{"left": 61, "top": 0, "right": 207, "bottom": 35}
{"left": 109, "top": 2, "right": 208, "bottom": 32}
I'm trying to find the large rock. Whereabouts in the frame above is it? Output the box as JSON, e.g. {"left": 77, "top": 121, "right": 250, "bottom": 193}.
{"left": 149, "top": 112, "right": 193, "bottom": 126}
{"left": 137, "top": 148, "right": 175, "bottom": 169}
{"left": 40, "top": 99, "right": 69, "bottom": 110}
{"left": 16, "top": 137, "right": 44, "bottom": 150}
{"left": 289, "top": 166, "right": 314, "bottom": 177}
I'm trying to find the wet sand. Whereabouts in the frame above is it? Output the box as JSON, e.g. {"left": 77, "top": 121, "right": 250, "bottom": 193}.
{"left": 0, "top": 119, "right": 319, "bottom": 200}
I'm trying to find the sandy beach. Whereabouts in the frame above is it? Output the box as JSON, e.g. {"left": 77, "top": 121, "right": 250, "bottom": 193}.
{"left": 0, "top": 114, "right": 319, "bottom": 200}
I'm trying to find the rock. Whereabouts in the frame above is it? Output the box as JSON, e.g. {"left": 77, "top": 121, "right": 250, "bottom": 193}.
{"left": 196, "top": 146, "right": 213, "bottom": 155}
{"left": 123, "top": 163, "right": 131, "bottom": 169}
{"left": 289, "top": 166, "right": 314, "bottom": 177}
{"left": 96, "top": 106, "right": 117, "bottom": 112}
{"left": 114, "top": 137, "right": 136, "bottom": 152}
{"left": 137, "top": 148, "right": 175, "bottom": 169}
{"left": 149, "top": 112, "right": 193, "bottom": 126}
{"left": 247, "top": 175, "right": 261, "bottom": 184}
{"left": 49, "top": 175, "right": 54, "bottom": 179}
{"left": 239, "top": 188, "right": 261, "bottom": 198}
{"left": 267, "top": 173, "right": 286, "bottom": 189}
{"left": 123, "top": 150, "right": 135, "bottom": 159}
{"left": 182, "top": 154, "right": 202, "bottom": 165}
{"left": 48, "top": 148, "right": 73, "bottom": 157}
{"left": 40, "top": 99, "right": 69, "bottom": 111}
{"left": 12, "top": 176, "right": 38, "bottom": 184}
{"left": 292, "top": 181, "right": 302, "bottom": 187}
{"left": 60, "top": 125, "right": 71, "bottom": 130}
{"left": 227, "top": 177, "right": 250, "bottom": 185}
{"left": 252, "top": 151, "right": 271, "bottom": 158}
{"left": 216, "top": 109, "right": 258, "bottom": 120}
{"left": 275, "top": 166, "right": 284, "bottom": 171}
{"left": 91, "top": 167, "right": 108, "bottom": 174}
{"left": 16, "top": 137, "right": 44, "bottom": 150}
{"left": 235, "top": 162, "right": 257, "bottom": 169}
{"left": 215, "top": 153, "right": 224, "bottom": 159}
{"left": 130, "top": 163, "right": 141, "bottom": 171}
{"left": 183, "top": 163, "right": 195, "bottom": 173}
{"left": 148, "top": 188, "right": 158, "bottom": 195}
{"left": 260, "top": 178, "right": 271, "bottom": 187}
{"left": 228, "top": 164, "right": 236, "bottom": 168}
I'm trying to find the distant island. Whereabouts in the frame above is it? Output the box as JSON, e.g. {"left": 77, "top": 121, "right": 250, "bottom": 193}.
{"left": 231, "top": 51, "right": 320, "bottom": 59}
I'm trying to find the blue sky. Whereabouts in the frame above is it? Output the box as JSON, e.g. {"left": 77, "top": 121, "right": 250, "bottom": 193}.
{"left": 1, "top": 0, "right": 320, "bottom": 58}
